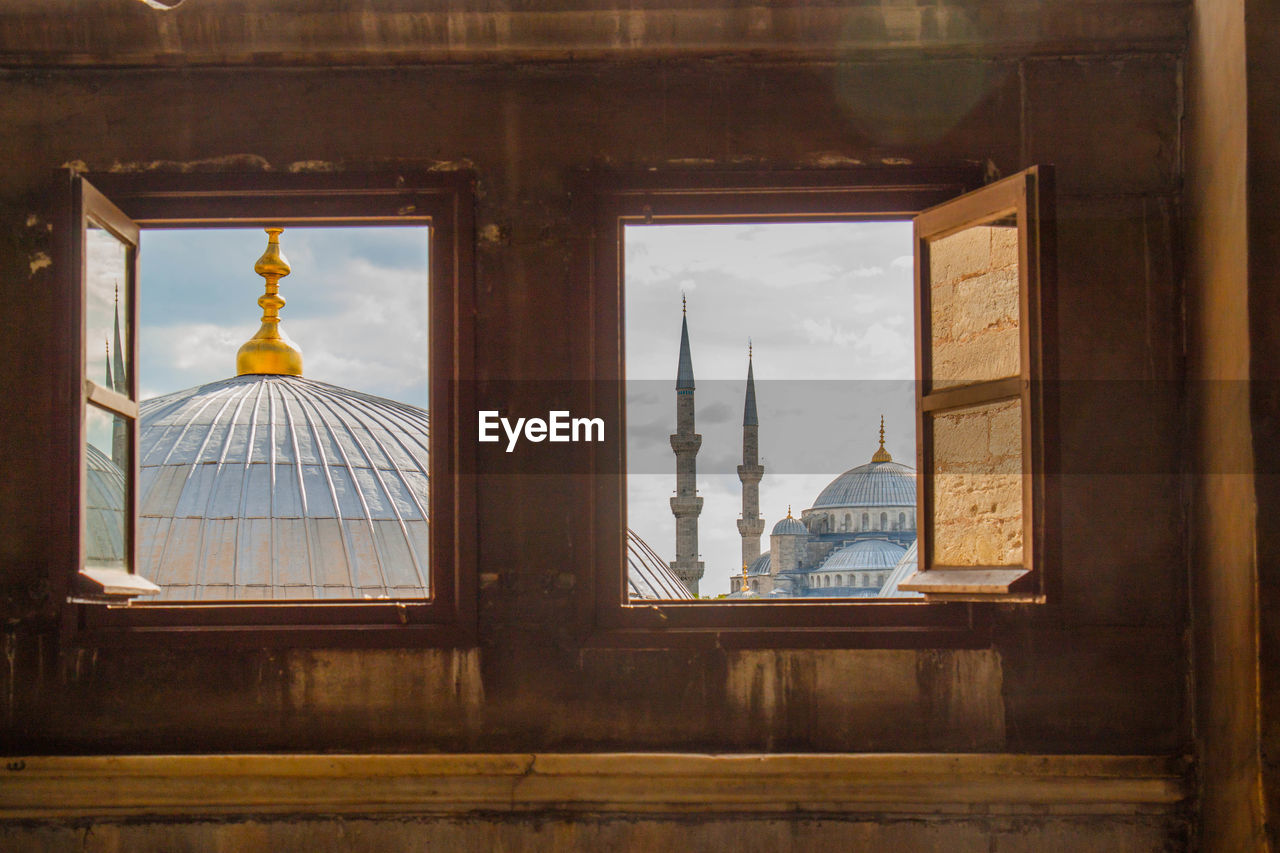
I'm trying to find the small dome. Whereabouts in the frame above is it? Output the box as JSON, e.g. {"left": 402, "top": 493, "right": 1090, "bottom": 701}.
{"left": 811, "top": 460, "right": 915, "bottom": 509}
{"left": 772, "top": 515, "right": 807, "bottom": 536}
{"left": 627, "top": 528, "right": 693, "bottom": 600}
{"left": 878, "top": 540, "right": 922, "bottom": 598}
{"left": 819, "top": 538, "right": 906, "bottom": 572}
{"left": 747, "top": 551, "right": 771, "bottom": 576}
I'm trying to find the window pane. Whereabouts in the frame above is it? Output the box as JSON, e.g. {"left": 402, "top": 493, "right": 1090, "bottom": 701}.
{"left": 86, "top": 221, "right": 132, "bottom": 396}
{"left": 930, "top": 397, "right": 1023, "bottom": 567}
{"left": 135, "top": 226, "right": 430, "bottom": 601}
{"left": 85, "top": 404, "right": 129, "bottom": 571}
{"left": 624, "top": 221, "right": 920, "bottom": 601}
{"left": 928, "top": 216, "right": 1019, "bottom": 389}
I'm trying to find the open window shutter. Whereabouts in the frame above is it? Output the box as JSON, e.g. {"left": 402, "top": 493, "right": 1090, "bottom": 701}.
{"left": 899, "top": 166, "right": 1056, "bottom": 602}
{"left": 71, "top": 175, "right": 159, "bottom": 604}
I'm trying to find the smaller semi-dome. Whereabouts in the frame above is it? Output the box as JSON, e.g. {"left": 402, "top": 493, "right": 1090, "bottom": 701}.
{"left": 747, "top": 551, "right": 772, "bottom": 576}
{"left": 772, "top": 506, "right": 807, "bottom": 536}
{"left": 819, "top": 538, "right": 906, "bottom": 572}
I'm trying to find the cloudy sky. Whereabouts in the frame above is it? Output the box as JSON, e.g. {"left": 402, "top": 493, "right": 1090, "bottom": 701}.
{"left": 136, "top": 226, "right": 430, "bottom": 405}
{"left": 625, "top": 221, "right": 917, "bottom": 597}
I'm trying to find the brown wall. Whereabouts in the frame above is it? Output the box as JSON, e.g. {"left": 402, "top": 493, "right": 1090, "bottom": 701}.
{"left": 0, "top": 2, "right": 1193, "bottom": 849}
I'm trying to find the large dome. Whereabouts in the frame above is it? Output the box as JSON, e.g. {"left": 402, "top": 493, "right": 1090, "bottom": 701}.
{"left": 810, "top": 459, "right": 916, "bottom": 509}
{"left": 138, "top": 374, "right": 431, "bottom": 600}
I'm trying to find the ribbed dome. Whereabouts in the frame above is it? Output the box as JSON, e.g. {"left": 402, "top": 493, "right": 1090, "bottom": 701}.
{"left": 811, "top": 460, "right": 916, "bottom": 509}
{"left": 138, "top": 374, "right": 430, "bottom": 600}
{"left": 627, "top": 529, "right": 694, "bottom": 600}
{"left": 772, "top": 515, "right": 807, "bottom": 535}
{"left": 85, "top": 443, "right": 126, "bottom": 568}
{"left": 878, "top": 540, "right": 921, "bottom": 598}
{"left": 819, "top": 538, "right": 906, "bottom": 571}
{"left": 747, "top": 551, "right": 771, "bottom": 576}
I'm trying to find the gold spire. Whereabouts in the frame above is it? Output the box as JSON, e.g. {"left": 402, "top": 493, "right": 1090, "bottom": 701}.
{"left": 786, "top": 504, "right": 793, "bottom": 518}
{"left": 236, "top": 227, "right": 303, "bottom": 377}
{"left": 871, "top": 414, "right": 892, "bottom": 463}
{"left": 740, "top": 562, "right": 750, "bottom": 594}
{"left": 682, "top": 293, "right": 687, "bottom": 316}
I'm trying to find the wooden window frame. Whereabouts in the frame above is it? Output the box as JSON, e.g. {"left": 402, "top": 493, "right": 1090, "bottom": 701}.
{"left": 52, "top": 170, "right": 477, "bottom": 648}
{"left": 574, "top": 167, "right": 1007, "bottom": 649}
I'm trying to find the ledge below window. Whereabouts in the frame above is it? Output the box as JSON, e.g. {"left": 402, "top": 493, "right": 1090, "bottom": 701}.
{"left": 0, "top": 753, "right": 1188, "bottom": 820}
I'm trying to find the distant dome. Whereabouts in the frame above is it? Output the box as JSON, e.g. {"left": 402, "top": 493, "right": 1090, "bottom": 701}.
{"left": 811, "top": 459, "right": 915, "bottom": 509}
{"left": 747, "top": 551, "right": 771, "bottom": 576}
{"left": 85, "top": 444, "right": 126, "bottom": 568}
{"left": 772, "top": 515, "right": 807, "bottom": 536}
{"left": 627, "top": 529, "right": 693, "bottom": 600}
{"left": 819, "top": 538, "right": 906, "bottom": 572}
{"left": 138, "top": 374, "right": 430, "bottom": 600}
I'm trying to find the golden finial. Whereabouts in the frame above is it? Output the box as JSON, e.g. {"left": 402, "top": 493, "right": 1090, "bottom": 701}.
{"left": 682, "top": 293, "right": 687, "bottom": 316}
{"left": 740, "top": 562, "right": 750, "bottom": 594}
{"left": 236, "top": 227, "right": 303, "bottom": 377}
{"left": 872, "top": 414, "right": 892, "bottom": 463}
{"left": 748, "top": 337, "right": 752, "bottom": 359}
{"left": 786, "top": 504, "right": 793, "bottom": 518}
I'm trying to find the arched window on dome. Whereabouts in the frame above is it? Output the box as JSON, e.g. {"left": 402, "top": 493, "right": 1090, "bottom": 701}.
{"left": 898, "top": 511, "right": 906, "bottom": 530}
{"left": 880, "top": 512, "right": 888, "bottom": 530}
{"left": 862, "top": 512, "right": 869, "bottom": 530}
{"left": 823, "top": 575, "right": 830, "bottom": 588}
{"left": 835, "top": 574, "right": 843, "bottom": 587}
{"left": 843, "top": 513, "right": 851, "bottom": 531}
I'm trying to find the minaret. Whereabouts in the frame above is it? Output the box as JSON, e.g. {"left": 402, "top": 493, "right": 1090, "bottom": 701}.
{"left": 736, "top": 341, "right": 765, "bottom": 573}
{"left": 669, "top": 295, "right": 704, "bottom": 595}
{"left": 110, "top": 285, "right": 129, "bottom": 468}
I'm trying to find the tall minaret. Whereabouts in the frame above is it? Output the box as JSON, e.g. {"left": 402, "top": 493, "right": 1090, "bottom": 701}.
{"left": 110, "top": 284, "right": 129, "bottom": 468}
{"left": 736, "top": 341, "right": 765, "bottom": 572}
{"left": 669, "top": 296, "right": 704, "bottom": 595}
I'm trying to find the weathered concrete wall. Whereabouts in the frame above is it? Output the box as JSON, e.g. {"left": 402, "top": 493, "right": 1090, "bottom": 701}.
{"left": 0, "top": 52, "right": 1185, "bottom": 753}
{"left": 0, "top": 1, "right": 1191, "bottom": 848}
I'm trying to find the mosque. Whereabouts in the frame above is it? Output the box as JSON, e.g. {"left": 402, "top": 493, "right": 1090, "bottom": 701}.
{"left": 663, "top": 304, "right": 920, "bottom": 599}
{"left": 88, "top": 229, "right": 690, "bottom": 603}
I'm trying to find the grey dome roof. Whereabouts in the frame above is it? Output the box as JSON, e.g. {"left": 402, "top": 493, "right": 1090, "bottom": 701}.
{"left": 747, "top": 551, "right": 771, "bottom": 576}
{"left": 627, "top": 529, "right": 693, "bottom": 600}
{"left": 85, "top": 443, "right": 126, "bottom": 569}
{"left": 138, "top": 374, "right": 430, "bottom": 600}
{"left": 772, "top": 515, "right": 807, "bottom": 535}
{"left": 818, "top": 538, "right": 906, "bottom": 571}
{"left": 878, "top": 540, "right": 922, "bottom": 598}
{"left": 811, "top": 460, "right": 916, "bottom": 509}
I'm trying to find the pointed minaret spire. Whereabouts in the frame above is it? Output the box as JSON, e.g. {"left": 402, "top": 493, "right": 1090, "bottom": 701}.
{"left": 675, "top": 294, "right": 695, "bottom": 391}
{"left": 104, "top": 339, "right": 113, "bottom": 391}
{"left": 736, "top": 341, "right": 764, "bottom": 584}
{"left": 110, "top": 288, "right": 129, "bottom": 469}
{"left": 871, "top": 414, "right": 893, "bottom": 463}
{"left": 669, "top": 297, "right": 703, "bottom": 595}
{"left": 111, "top": 283, "right": 126, "bottom": 393}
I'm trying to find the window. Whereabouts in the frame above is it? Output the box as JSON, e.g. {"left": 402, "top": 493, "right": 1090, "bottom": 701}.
{"left": 582, "top": 168, "right": 1054, "bottom": 639}
{"left": 53, "top": 170, "right": 476, "bottom": 641}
